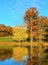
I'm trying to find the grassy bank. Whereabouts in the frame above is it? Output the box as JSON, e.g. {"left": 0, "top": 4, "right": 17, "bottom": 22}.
{"left": 0, "top": 36, "right": 13, "bottom": 42}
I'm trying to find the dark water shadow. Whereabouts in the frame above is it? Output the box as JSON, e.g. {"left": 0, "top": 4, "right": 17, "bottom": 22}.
{"left": 0, "top": 49, "right": 13, "bottom": 61}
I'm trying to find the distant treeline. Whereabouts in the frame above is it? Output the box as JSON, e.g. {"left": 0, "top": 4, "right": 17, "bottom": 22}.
{"left": 0, "top": 24, "right": 13, "bottom": 37}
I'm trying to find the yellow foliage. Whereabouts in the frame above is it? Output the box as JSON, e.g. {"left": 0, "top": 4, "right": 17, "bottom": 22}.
{"left": 13, "top": 47, "right": 28, "bottom": 62}
{"left": 13, "top": 26, "right": 28, "bottom": 41}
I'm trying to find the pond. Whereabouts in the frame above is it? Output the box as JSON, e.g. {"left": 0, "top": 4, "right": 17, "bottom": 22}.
{"left": 0, "top": 49, "right": 29, "bottom": 65}
{"left": 0, "top": 58, "right": 25, "bottom": 65}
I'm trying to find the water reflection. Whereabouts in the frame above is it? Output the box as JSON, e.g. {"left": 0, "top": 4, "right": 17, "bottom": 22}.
{"left": 0, "top": 49, "right": 29, "bottom": 65}
{"left": 0, "top": 58, "right": 24, "bottom": 65}
{"left": 0, "top": 49, "right": 12, "bottom": 60}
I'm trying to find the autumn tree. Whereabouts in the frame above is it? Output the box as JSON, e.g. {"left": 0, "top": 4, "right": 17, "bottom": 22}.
{"left": 24, "top": 7, "right": 40, "bottom": 42}
{"left": 24, "top": 7, "right": 38, "bottom": 21}
{"left": 0, "top": 24, "right": 13, "bottom": 37}
{"left": 13, "top": 26, "right": 28, "bottom": 42}
{"left": 40, "top": 16, "right": 48, "bottom": 28}
{"left": 0, "top": 24, "right": 7, "bottom": 37}
{"left": 6, "top": 26, "right": 13, "bottom": 36}
{"left": 40, "top": 16, "right": 48, "bottom": 42}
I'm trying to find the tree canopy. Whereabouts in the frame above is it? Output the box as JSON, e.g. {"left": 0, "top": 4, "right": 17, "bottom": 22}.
{"left": 0, "top": 24, "right": 13, "bottom": 37}
{"left": 13, "top": 26, "right": 28, "bottom": 42}
{"left": 24, "top": 7, "right": 48, "bottom": 42}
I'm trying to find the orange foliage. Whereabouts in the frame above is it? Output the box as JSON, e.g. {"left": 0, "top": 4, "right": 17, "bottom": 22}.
{"left": 0, "top": 24, "right": 13, "bottom": 37}
{"left": 24, "top": 7, "right": 38, "bottom": 21}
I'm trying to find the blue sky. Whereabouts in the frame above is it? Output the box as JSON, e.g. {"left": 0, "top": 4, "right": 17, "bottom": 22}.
{"left": 0, "top": 0, "right": 48, "bottom": 27}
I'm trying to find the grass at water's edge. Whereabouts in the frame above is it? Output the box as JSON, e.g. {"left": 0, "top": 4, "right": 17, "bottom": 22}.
{"left": 0, "top": 36, "right": 13, "bottom": 42}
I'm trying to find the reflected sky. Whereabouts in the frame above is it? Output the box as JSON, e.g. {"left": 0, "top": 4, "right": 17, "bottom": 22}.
{"left": 0, "top": 55, "right": 29, "bottom": 65}
{"left": 0, "top": 58, "right": 24, "bottom": 65}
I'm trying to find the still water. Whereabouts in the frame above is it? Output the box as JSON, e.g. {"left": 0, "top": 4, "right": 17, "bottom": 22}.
{"left": 0, "top": 56, "right": 29, "bottom": 65}
{"left": 0, "top": 49, "right": 29, "bottom": 65}
{"left": 0, "top": 58, "right": 24, "bottom": 65}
